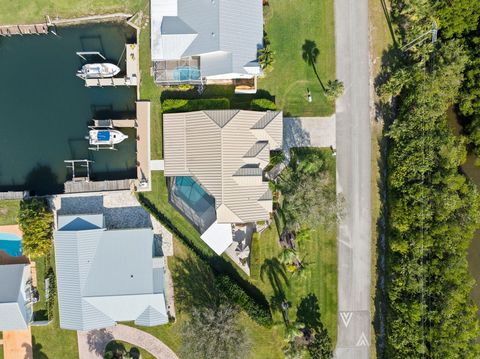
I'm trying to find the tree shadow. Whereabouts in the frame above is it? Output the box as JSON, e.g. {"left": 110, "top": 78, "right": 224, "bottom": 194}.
{"left": 24, "top": 164, "right": 61, "bottom": 196}
{"left": 260, "top": 258, "right": 289, "bottom": 312}
{"left": 31, "top": 335, "right": 48, "bottom": 359}
{"left": 172, "top": 256, "right": 222, "bottom": 310}
{"left": 296, "top": 294, "right": 333, "bottom": 357}
{"left": 301, "top": 40, "right": 325, "bottom": 91}
{"left": 87, "top": 329, "right": 114, "bottom": 357}
{"left": 380, "top": 0, "right": 397, "bottom": 45}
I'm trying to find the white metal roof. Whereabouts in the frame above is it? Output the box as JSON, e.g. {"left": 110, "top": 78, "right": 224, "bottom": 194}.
{"left": 200, "top": 221, "right": 233, "bottom": 255}
{"left": 151, "top": 0, "right": 263, "bottom": 76}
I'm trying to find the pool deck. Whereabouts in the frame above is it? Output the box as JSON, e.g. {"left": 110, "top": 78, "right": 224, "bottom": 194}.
{"left": 0, "top": 224, "right": 22, "bottom": 237}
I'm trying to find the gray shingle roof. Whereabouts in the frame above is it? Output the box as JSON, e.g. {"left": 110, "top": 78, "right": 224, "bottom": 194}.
{"left": 0, "top": 264, "right": 32, "bottom": 330}
{"left": 54, "top": 215, "right": 168, "bottom": 331}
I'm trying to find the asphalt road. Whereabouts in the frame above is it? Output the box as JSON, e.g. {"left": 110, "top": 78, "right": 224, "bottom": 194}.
{"left": 334, "top": 0, "right": 372, "bottom": 358}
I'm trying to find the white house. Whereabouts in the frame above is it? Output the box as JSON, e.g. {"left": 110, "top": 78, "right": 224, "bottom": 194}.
{"left": 151, "top": 0, "right": 263, "bottom": 90}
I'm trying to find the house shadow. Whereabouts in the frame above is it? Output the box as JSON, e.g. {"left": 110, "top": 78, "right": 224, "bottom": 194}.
{"left": 282, "top": 117, "right": 312, "bottom": 154}
{"left": 24, "top": 164, "right": 62, "bottom": 196}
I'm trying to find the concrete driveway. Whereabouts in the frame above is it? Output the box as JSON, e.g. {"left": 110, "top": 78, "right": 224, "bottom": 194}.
{"left": 77, "top": 324, "right": 178, "bottom": 359}
{"left": 283, "top": 116, "right": 336, "bottom": 152}
{"left": 334, "top": 0, "right": 372, "bottom": 358}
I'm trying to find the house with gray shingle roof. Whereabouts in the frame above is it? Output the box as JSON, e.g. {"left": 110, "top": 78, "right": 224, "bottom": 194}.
{"left": 54, "top": 214, "right": 169, "bottom": 331}
{"left": 151, "top": 0, "right": 263, "bottom": 89}
{"left": 0, "top": 263, "right": 33, "bottom": 330}
{"left": 163, "top": 110, "right": 283, "bottom": 254}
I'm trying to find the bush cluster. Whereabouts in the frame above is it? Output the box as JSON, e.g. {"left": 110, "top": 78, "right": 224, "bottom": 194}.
{"left": 162, "top": 98, "right": 230, "bottom": 113}
{"left": 250, "top": 98, "right": 277, "bottom": 111}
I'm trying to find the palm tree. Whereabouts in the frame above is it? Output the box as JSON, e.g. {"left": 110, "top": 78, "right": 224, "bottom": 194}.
{"left": 258, "top": 46, "right": 275, "bottom": 71}
{"left": 324, "top": 79, "right": 344, "bottom": 100}
{"left": 279, "top": 248, "right": 298, "bottom": 266}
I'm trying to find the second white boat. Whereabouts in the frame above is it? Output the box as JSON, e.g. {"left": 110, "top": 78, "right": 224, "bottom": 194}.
{"left": 78, "top": 63, "right": 121, "bottom": 79}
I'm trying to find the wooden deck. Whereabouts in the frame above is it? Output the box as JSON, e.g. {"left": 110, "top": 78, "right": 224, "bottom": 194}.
{"left": 84, "top": 44, "right": 139, "bottom": 88}
{"left": 64, "top": 179, "right": 133, "bottom": 193}
{"left": 93, "top": 119, "right": 136, "bottom": 128}
{"left": 0, "top": 24, "right": 48, "bottom": 36}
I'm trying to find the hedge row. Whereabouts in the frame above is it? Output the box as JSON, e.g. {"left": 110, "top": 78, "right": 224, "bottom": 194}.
{"left": 137, "top": 194, "right": 273, "bottom": 326}
{"left": 215, "top": 275, "right": 272, "bottom": 326}
{"left": 162, "top": 98, "right": 230, "bottom": 113}
{"left": 250, "top": 98, "right": 277, "bottom": 111}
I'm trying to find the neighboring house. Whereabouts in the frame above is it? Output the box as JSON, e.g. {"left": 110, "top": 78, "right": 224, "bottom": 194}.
{"left": 163, "top": 110, "right": 283, "bottom": 254}
{"left": 54, "top": 214, "right": 169, "bottom": 331}
{"left": 0, "top": 263, "right": 33, "bottom": 330}
{"left": 150, "top": 0, "right": 263, "bottom": 92}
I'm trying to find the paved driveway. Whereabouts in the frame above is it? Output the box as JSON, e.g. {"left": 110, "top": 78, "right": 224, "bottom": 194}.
{"left": 77, "top": 324, "right": 178, "bottom": 359}
{"left": 334, "top": 0, "right": 372, "bottom": 358}
{"left": 283, "top": 116, "right": 336, "bottom": 152}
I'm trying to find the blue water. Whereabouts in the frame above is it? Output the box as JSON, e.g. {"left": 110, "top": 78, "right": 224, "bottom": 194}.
{"left": 174, "top": 176, "right": 214, "bottom": 212}
{"left": 0, "top": 233, "right": 22, "bottom": 257}
{"left": 173, "top": 66, "right": 201, "bottom": 81}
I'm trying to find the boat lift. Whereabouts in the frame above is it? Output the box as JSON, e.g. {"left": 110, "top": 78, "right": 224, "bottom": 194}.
{"left": 64, "top": 159, "right": 94, "bottom": 182}
{"left": 87, "top": 120, "right": 120, "bottom": 151}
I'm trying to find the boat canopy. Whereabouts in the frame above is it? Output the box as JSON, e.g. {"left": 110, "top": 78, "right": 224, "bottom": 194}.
{"left": 97, "top": 131, "right": 111, "bottom": 141}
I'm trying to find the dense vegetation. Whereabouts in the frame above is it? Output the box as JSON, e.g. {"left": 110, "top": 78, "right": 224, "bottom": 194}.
{"left": 18, "top": 198, "right": 53, "bottom": 259}
{"left": 380, "top": 0, "right": 480, "bottom": 357}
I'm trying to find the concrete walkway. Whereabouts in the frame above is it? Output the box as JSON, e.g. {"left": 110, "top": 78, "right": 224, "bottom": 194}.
{"left": 77, "top": 324, "right": 178, "bottom": 359}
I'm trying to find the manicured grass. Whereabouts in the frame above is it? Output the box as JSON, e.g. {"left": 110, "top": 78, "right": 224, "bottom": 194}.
{"left": 31, "top": 253, "right": 78, "bottom": 359}
{"left": 0, "top": 0, "right": 146, "bottom": 24}
{"left": 250, "top": 194, "right": 337, "bottom": 342}
{"left": 259, "top": 0, "right": 336, "bottom": 116}
{"left": 0, "top": 200, "right": 20, "bottom": 226}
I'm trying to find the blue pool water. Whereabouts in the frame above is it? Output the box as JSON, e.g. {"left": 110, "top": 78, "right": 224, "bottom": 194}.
{"left": 173, "top": 66, "right": 201, "bottom": 81}
{"left": 0, "top": 233, "right": 22, "bottom": 256}
{"left": 174, "top": 176, "right": 214, "bottom": 212}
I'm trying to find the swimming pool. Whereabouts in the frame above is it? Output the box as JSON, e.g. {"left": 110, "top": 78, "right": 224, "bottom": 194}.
{"left": 174, "top": 176, "right": 215, "bottom": 213}
{"left": 173, "top": 66, "right": 201, "bottom": 81}
{"left": 0, "top": 233, "right": 22, "bottom": 257}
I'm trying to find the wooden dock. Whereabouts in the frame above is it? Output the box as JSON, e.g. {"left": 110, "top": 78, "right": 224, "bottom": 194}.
{"left": 93, "top": 119, "right": 136, "bottom": 128}
{"left": 135, "top": 101, "right": 151, "bottom": 192}
{"left": 64, "top": 179, "right": 133, "bottom": 193}
{"left": 0, "top": 24, "right": 48, "bottom": 36}
{"left": 84, "top": 43, "right": 139, "bottom": 88}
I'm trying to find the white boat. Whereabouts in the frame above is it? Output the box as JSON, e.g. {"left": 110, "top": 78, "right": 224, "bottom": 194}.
{"left": 87, "top": 129, "right": 128, "bottom": 150}
{"left": 77, "top": 63, "right": 121, "bottom": 79}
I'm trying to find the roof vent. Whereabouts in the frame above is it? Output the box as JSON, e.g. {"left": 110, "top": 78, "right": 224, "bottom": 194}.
{"left": 211, "top": 32, "right": 216, "bottom": 37}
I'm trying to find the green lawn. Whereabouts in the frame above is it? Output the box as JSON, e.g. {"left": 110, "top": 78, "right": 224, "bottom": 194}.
{"left": 0, "top": 0, "right": 146, "bottom": 24}
{"left": 259, "top": 0, "right": 336, "bottom": 116}
{"left": 31, "top": 253, "right": 79, "bottom": 359}
{"left": 0, "top": 200, "right": 20, "bottom": 226}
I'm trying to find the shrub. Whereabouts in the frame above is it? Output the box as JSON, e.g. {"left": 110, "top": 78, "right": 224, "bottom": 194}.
{"left": 215, "top": 275, "right": 273, "bottom": 326}
{"left": 45, "top": 266, "right": 56, "bottom": 321}
{"left": 18, "top": 198, "right": 53, "bottom": 259}
{"left": 162, "top": 98, "right": 230, "bottom": 113}
{"left": 251, "top": 98, "right": 277, "bottom": 111}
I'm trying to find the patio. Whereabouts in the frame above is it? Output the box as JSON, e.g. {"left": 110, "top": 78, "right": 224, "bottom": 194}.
{"left": 153, "top": 57, "right": 202, "bottom": 85}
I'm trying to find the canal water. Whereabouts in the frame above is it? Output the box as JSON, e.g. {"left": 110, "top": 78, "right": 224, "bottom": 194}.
{"left": 447, "top": 107, "right": 480, "bottom": 319}
{"left": 0, "top": 23, "right": 137, "bottom": 195}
